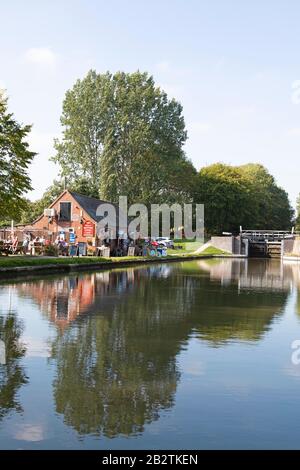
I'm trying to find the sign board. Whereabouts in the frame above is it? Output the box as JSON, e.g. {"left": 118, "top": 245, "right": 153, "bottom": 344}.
{"left": 157, "top": 247, "right": 167, "bottom": 257}
{"left": 82, "top": 221, "right": 95, "bottom": 238}
{"left": 69, "top": 232, "right": 76, "bottom": 243}
{"left": 78, "top": 242, "right": 87, "bottom": 256}
{"left": 59, "top": 230, "right": 65, "bottom": 241}
{"left": 0, "top": 339, "right": 5, "bottom": 365}
{"left": 69, "top": 245, "right": 78, "bottom": 257}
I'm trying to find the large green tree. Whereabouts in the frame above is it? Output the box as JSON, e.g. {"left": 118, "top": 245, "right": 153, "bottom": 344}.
{"left": 238, "top": 164, "right": 294, "bottom": 230}
{"left": 0, "top": 92, "right": 35, "bottom": 220}
{"left": 194, "top": 163, "right": 294, "bottom": 234}
{"left": 53, "top": 70, "right": 195, "bottom": 204}
{"left": 53, "top": 71, "right": 107, "bottom": 194}
{"left": 195, "top": 163, "right": 255, "bottom": 234}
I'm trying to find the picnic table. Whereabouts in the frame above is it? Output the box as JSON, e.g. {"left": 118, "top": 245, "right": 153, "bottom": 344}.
{"left": 0, "top": 241, "right": 22, "bottom": 256}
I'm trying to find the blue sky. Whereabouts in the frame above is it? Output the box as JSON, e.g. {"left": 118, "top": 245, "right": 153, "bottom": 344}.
{"left": 1, "top": 0, "right": 300, "bottom": 206}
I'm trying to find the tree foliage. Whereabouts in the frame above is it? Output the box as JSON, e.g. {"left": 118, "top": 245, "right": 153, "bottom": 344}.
{"left": 194, "top": 163, "right": 294, "bottom": 234}
{"left": 11, "top": 68, "right": 293, "bottom": 234}
{"left": 45, "top": 266, "right": 285, "bottom": 436}
{"left": 0, "top": 93, "right": 35, "bottom": 220}
{"left": 238, "top": 163, "right": 294, "bottom": 230}
{"left": 53, "top": 70, "right": 195, "bottom": 205}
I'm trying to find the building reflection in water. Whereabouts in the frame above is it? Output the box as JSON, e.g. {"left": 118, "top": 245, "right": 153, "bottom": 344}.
{"left": 3, "top": 258, "right": 299, "bottom": 438}
{"left": 16, "top": 269, "right": 138, "bottom": 329}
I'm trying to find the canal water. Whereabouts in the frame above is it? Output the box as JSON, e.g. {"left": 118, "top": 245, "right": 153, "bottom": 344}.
{"left": 0, "top": 258, "right": 300, "bottom": 449}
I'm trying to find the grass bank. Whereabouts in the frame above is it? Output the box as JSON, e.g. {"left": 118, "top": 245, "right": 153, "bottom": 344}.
{"left": 0, "top": 246, "right": 229, "bottom": 268}
{"left": 0, "top": 256, "right": 112, "bottom": 268}
{"left": 172, "top": 240, "right": 204, "bottom": 255}
{"left": 0, "top": 246, "right": 230, "bottom": 277}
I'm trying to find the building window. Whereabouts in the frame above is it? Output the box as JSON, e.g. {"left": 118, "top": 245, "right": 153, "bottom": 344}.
{"left": 59, "top": 202, "right": 71, "bottom": 222}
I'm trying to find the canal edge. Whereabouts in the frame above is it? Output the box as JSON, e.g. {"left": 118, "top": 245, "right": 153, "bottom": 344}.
{"left": 0, "top": 254, "right": 244, "bottom": 279}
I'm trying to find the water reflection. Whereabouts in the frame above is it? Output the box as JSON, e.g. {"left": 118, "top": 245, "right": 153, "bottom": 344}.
{"left": 186, "top": 259, "right": 291, "bottom": 344}
{"left": 197, "top": 258, "right": 295, "bottom": 291}
{"left": 0, "top": 314, "right": 28, "bottom": 421}
{"left": 0, "top": 258, "right": 299, "bottom": 443}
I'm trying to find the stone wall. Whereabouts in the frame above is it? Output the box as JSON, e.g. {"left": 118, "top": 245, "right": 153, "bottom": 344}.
{"left": 210, "top": 235, "right": 248, "bottom": 255}
{"left": 211, "top": 236, "right": 234, "bottom": 253}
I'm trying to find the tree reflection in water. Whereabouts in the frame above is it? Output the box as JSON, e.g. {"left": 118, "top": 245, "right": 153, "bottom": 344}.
{"left": 0, "top": 314, "right": 28, "bottom": 420}
{"left": 45, "top": 260, "right": 290, "bottom": 437}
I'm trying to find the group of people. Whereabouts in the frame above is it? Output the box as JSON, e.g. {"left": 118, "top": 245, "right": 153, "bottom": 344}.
{"left": 1, "top": 232, "right": 167, "bottom": 258}
{"left": 22, "top": 234, "right": 47, "bottom": 254}
{"left": 54, "top": 236, "right": 69, "bottom": 255}
{"left": 2, "top": 233, "right": 63, "bottom": 256}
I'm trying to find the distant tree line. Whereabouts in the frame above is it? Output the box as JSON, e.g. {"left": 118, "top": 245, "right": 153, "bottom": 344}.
{"left": 0, "top": 72, "right": 295, "bottom": 234}
{"left": 195, "top": 162, "right": 294, "bottom": 233}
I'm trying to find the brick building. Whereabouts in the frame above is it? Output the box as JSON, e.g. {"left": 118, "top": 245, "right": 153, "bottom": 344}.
{"left": 28, "top": 189, "right": 121, "bottom": 246}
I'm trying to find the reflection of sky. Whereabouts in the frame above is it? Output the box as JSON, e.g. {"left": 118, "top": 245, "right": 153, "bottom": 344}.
{"left": 1, "top": 262, "right": 300, "bottom": 449}
{"left": 171, "top": 288, "right": 300, "bottom": 449}
{"left": 14, "top": 424, "right": 45, "bottom": 442}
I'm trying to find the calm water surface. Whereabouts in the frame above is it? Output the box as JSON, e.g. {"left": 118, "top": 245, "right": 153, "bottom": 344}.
{"left": 0, "top": 258, "right": 300, "bottom": 449}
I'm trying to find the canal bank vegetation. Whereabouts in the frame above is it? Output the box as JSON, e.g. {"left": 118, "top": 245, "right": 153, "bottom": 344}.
{"left": 172, "top": 240, "right": 204, "bottom": 255}
{"left": 171, "top": 242, "right": 229, "bottom": 256}
{"left": 0, "top": 246, "right": 229, "bottom": 272}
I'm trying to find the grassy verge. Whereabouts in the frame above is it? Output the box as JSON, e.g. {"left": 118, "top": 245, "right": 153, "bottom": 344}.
{"left": 0, "top": 256, "right": 113, "bottom": 268}
{"left": 171, "top": 244, "right": 230, "bottom": 256}
{"left": 0, "top": 246, "right": 230, "bottom": 270}
{"left": 198, "top": 246, "right": 230, "bottom": 256}
{"left": 172, "top": 240, "right": 204, "bottom": 255}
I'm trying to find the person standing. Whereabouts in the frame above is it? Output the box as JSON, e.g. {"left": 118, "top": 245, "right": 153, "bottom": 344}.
{"left": 22, "top": 235, "right": 29, "bottom": 255}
